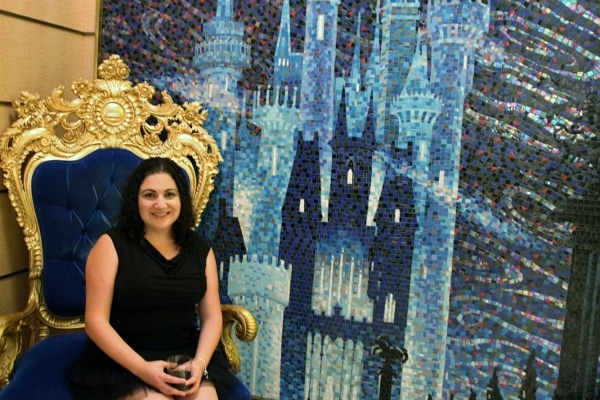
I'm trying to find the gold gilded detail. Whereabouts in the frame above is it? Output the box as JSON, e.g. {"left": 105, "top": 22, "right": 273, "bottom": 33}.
{"left": 101, "top": 102, "right": 126, "bottom": 125}
{"left": 0, "top": 55, "right": 256, "bottom": 388}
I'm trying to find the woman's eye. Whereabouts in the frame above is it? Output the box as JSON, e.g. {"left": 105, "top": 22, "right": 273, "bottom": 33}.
{"left": 142, "top": 192, "right": 156, "bottom": 199}
{"left": 165, "top": 192, "right": 178, "bottom": 198}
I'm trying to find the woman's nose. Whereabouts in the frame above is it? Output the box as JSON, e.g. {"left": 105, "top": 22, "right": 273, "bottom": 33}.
{"left": 154, "top": 195, "right": 166, "bottom": 207}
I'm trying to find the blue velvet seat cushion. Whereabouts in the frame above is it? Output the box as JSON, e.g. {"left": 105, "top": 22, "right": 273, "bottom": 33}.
{"left": 0, "top": 333, "right": 86, "bottom": 400}
{"left": 0, "top": 333, "right": 251, "bottom": 400}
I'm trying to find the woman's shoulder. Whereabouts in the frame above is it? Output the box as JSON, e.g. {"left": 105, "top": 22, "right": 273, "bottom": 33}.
{"left": 105, "top": 227, "right": 123, "bottom": 242}
{"left": 103, "top": 228, "right": 135, "bottom": 252}
{"left": 188, "top": 230, "right": 212, "bottom": 253}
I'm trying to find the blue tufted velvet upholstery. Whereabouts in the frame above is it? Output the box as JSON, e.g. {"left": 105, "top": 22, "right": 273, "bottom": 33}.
{"left": 34, "top": 149, "right": 140, "bottom": 317}
{"left": 0, "top": 149, "right": 251, "bottom": 400}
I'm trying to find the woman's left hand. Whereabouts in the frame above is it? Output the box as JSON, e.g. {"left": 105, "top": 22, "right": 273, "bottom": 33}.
{"left": 182, "top": 357, "right": 204, "bottom": 394}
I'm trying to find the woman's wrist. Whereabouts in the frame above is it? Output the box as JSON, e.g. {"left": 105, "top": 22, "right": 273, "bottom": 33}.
{"left": 193, "top": 356, "right": 209, "bottom": 379}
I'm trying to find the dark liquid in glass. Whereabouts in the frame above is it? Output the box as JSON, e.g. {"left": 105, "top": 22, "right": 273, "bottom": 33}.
{"left": 169, "top": 369, "right": 191, "bottom": 391}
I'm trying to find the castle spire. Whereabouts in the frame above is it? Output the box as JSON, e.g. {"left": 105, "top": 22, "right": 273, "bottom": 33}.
{"left": 345, "top": 11, "right": 370, "bottom": 138}
{"left": 366, "top": 0, "right": 384, "bottom": 143}
{"left": 274, "top": 0, "right": 303, "bottom": 87}
{"left": 274, "top": 0, "right": 291, "bottom": 60}
{"left": 216, "top": 0, "right": 233, "bottom": 19}
{"left": 350, "top": 12, "right": 362, "bottom": 82}
{"left": 378, "top": 0, "right": 420, "bottom": 144}
{"left": 333, "top": 86, "right": 348, "bottom": 141}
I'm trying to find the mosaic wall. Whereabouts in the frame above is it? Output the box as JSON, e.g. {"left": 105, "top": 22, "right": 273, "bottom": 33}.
{"left": 101, "top": 0, "right": 600, "bottom": 399}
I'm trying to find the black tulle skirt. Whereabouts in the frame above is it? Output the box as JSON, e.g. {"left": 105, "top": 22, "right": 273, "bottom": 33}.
{"left": 66, "top": 338, "right": 238, "bottom": 400}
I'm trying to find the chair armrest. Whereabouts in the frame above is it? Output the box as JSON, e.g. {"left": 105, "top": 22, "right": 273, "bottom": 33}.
{"left": 220, "top": 304, "right": 258, "bottom": 374}
{"left": 0, "top": 310, "right": 30, "bottom": 387}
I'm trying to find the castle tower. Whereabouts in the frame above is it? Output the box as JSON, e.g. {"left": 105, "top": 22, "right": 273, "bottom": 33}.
{"left": 365, "top": 0, "right": 384, "bottom": 144}
{"left": 248, "top": 85, "right": 301, "bottom": 256}
{"left": 228, "top": 254, "right": 292, "bottom": 399}
{"left": 233, "top": 96, "right": 260, "bottom": 245}
{"left": 312, "top": 87, "right": 377, "bottom": 322}
{"left": 300, "top": 0, "right": 340, "bottom": 223}
{"left": 193, "top": 0, "right": 251, "bottom": 239}
{"left": 328, "top": 87, "right": 376, "bottom": 225}
{"left": 391, "top": 38, "right": 442, "bottom": 227}
{"left": 345, "top": 12, "right": 370, "bottom": 138}
{"left": 387, "top": 38, "right": 440, "bottom": 352}
{"left": 367, "top": 148, "right": 416, "bottom": 328}
{"left": 378, "top": 0, "right": 420, "bottom": 145}
{"left": 279, "top": 133, "right": 322, "bottom": 397}
{"left": 194, "top": 0, "right": 250, "bottom": 105}
{"left": 365, "top": 0, "right": 386, "bottom": 229}
{"left": 365, "top": 39, "right": 439, "bottom": 394}
{"left": 401, "top": 1, "right": 489, "bottom": 398}
{"left": 273, "top": 0, "right": 303, "bottom": 87}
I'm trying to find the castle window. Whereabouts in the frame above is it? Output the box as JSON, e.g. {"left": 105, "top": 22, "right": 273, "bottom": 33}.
{"left": 347, "top": 159, "right": 355, "bottom": 185}
{"left": 317, "top": 15, "right": 325, "bottom": 41}
{"left": 221, "top": 130, "right": 227, "bottom": 151}
{"left": 419, "top": 142, "right": 427, "bottom": 161}
{"left": 395, "top": 208, "right": 401, "bottom": 223}
{"left": 299, "top": 198, "right": 305, "bottom": 213}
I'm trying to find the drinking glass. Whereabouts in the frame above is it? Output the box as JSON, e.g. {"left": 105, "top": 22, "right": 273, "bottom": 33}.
{"left": 166, "top": 355, "right": 192, "bottom": 391}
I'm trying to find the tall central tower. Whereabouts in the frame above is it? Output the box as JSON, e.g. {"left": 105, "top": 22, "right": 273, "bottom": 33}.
{"left": 401, "top": 0, "right": 489, "bottom": 398}
{"left": 300, "top": 0, "right": 341, "bottom": 223}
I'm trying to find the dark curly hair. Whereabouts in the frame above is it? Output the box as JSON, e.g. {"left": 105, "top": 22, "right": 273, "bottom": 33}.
{"left": 116, "top": 157, "right": 195, "bottom": 246}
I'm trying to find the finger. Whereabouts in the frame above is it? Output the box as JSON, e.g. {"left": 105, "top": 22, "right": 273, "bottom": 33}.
{"left": 162, "top": 379, "right": 189, "bottom": 397}
{"left": 165, "top": 374, "right": 187, "bottom": 387}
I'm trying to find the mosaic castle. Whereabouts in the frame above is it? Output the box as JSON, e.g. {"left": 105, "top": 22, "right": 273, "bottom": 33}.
{"left": 168, "top": 0, "right": 493, "bottom": 398}
{"left": 113, "top": 0, "right": 600, "bottom": 398}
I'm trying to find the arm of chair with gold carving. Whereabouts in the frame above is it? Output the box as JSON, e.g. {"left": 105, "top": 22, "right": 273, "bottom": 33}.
{"left": 0, "top": 303, "right": 37, "bottom": 387}
{"left": 221, "top": 304, "right": 258, "bottom": 374}
{"left": 0, "top": 313, "right": 25, "bottom": 388}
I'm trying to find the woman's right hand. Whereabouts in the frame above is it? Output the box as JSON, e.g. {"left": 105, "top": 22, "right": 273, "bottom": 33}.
{"left": 137, "top": 360, "right": 189, "bottom": 397}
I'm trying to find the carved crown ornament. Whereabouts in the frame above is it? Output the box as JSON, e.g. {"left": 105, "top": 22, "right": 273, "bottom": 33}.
{"left": 1, "top": 54, "right": 223, "bottom": 230}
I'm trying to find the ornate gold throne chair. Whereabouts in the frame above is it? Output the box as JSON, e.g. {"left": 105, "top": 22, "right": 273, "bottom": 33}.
{"left": 0, "top": 55, "right": 257, "bottom": 399}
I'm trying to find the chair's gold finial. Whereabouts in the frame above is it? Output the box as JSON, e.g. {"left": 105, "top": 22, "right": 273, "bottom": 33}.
{"left": 97, "top": 54, "right": 131, "bottom": 81}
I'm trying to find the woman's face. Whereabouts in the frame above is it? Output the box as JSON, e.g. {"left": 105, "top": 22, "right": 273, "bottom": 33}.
{"left": 138, "top": 172, "right": 181, "bottom": 233}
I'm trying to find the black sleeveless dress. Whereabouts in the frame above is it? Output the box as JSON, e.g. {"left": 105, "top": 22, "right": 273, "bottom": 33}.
{"left": 67, "top": 229, "right": 236, "bottom": 399}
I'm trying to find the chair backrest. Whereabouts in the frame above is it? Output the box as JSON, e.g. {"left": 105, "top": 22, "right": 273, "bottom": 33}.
{"left": 0, "top": 54, "right": 222, "bottom": 340}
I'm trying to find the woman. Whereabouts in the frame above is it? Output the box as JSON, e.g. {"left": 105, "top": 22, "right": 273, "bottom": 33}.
{"left": 68, "top": 157, "right": 233, "bottom": 399}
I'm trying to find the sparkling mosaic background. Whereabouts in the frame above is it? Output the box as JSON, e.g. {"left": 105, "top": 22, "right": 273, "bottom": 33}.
{"left": 101, "top": 0, "right": 600, "bottom": 399}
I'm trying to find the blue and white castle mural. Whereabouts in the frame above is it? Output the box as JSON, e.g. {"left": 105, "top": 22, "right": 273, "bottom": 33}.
{"left": 101, "top": 0, "right": 600, "bottom": 398}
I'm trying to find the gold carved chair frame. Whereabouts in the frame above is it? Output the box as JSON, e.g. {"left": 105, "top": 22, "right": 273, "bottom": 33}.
{"left": 0, "top": 54, "right": 257, "bottom": 387}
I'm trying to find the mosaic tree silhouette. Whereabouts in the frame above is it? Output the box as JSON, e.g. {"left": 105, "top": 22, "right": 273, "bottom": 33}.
{"left": 371, "top": 336, "right": 408, "bottom": 400}
{"left": 486, "top": 367, "right": 504, "bottom": 400}
{"left": 518, "top": 351, "right": 538, "bottom": 400}
{"left": 469, "top": 388, "right": 478, "bottom": 400}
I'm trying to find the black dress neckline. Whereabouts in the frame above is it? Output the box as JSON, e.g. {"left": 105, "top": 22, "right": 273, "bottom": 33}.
{"left": 140, "top": 237, "right": 184, "bottom": 273}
